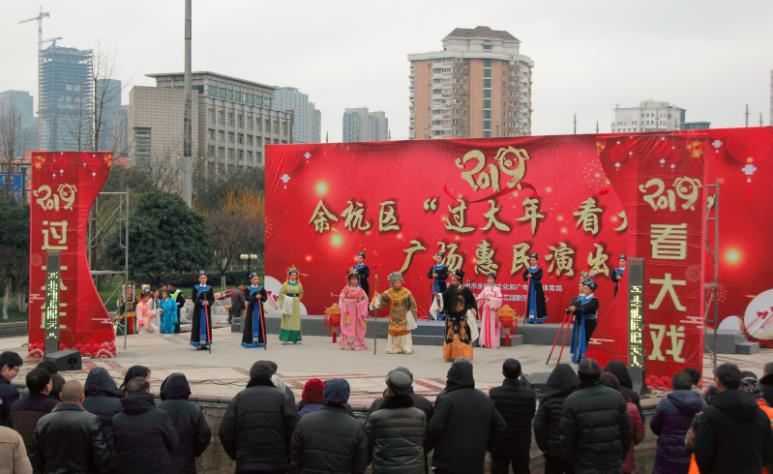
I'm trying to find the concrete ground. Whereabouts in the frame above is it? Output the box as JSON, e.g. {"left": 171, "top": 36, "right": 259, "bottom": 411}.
{"left": 1, "top": 328, "right": 770, "bottom": 408}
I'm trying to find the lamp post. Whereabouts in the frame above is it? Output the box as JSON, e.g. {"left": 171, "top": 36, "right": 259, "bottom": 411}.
{"left": 239, "top": 253, "right": 259, "bottom": 277}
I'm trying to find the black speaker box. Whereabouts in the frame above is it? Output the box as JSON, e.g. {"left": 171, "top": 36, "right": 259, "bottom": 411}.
{"left": 44, "top": 349, "right": 82, "bottom": 371}
{"left": 524, "top": 372, "right": 551, "bottom": 397}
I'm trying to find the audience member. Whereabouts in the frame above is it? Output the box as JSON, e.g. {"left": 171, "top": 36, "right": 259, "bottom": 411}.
{"left": 600, "top": 372, "right": 644, "bottom": 474}
{"left": 9, "top": 368, "right": 57, "bottom": 448}
{"left": 297, "top": 378, "right": 325, "bottom": 418}
{"left": 489, "top": 358, "right": 536, "bottom": 474}
{"left": 368, "top": 366, "right": 434, "bottom": 421}
{"left": 158, "top": 373, "right": 212, "bottom": 473}
{"left": 0, "top": 425, "right": 32, "bottom": 474}
{"left": 534, "top": 363, "right": 579, "bottom": 474}
{"left": 290, "top": 378, "right": 368, "bottom": 473}
{"left": 0, "top": 351, "right": 23, "bottom": 426}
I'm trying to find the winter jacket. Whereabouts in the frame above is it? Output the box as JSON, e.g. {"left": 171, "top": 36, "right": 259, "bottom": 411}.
{"left": 30, "top": 402, "right": 111, "bottom": 474}
{"left": 489, "top": 377, "right": 536, "bottom": 458}
{"left": 534, "top": 364, "right": 578, "bottom": 462}
{"left": 368, "top": 391, "right": 434, "bottom": 422}
{"left": 297, "top": 402, "right": 324, "bottom": 418}
{"left": 622, "top": 401, "right": 644, "bottom": 473}
{"left": 650, "top": 389, "right": 704, "bottom": 474}
{"left": 426, "top": 360, "right": 507, "bottom": 474}
{"left": 290, "top": 405, "right": 369, "bottom": 474}
{"left": 0, "top": 375, "right": 20, "bottom": 426}
{"left": 158, "top": 373, "right": 212, "bottom": 474}
{"left": 112, "top": 392, "right": 179, "bottom": 474}
{"left": 365, "top": 395, "right": 426, "bottom": 474}
{"left": 559, "top": 381, "right": 632, "bottom": 474}
{"left": 9, "top": 393, "right": 57, "bottom": 448}
{"left": 761, "top": 374, "right": 773, "bottom": 408}
{"left": 694, "top": 389, "right": 773, "bottom": 474}
{"left": 83, "top": 367, "right": 123, "bottom": 447}
{"left": 0, "top": 425, "right": 32, "bottom": 474}
{"left": 219, "top": 381, "right": 297, "bottom": 473}
{"left": 604, "top": 361, "right": 644, "bottom": 422}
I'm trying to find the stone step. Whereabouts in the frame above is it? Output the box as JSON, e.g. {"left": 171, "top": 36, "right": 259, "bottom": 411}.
{"left": 735, "top": 341, "right": 760, "bottom": 355}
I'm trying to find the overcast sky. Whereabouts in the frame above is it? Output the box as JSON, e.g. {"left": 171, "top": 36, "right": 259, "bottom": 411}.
{"left": 2, "top": 0, "right": 771, "bottom": 141}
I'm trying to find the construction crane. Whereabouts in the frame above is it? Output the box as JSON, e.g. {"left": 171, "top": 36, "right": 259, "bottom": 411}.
{"left": 19, "top": 7, "right": 50, "bottom": 53}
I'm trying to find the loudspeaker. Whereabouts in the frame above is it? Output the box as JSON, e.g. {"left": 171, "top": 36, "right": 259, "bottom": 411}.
{"left": 524, "top": 372, "right": 551, "bottom": 397}
{"left": 44, "top": 349, "right": 82, "bottom": 371}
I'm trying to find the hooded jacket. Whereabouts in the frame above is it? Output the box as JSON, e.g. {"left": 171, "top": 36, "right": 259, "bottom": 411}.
{"left": 489, "top": 377, "right": 536, "bottom": 458}
{"left": 366, "top": 395, "right": 426, "bottom": 474}
{"left": 426, "top": 360, "right": 507, "bottom": 474}
{"left": 83, "top": 368, "right": 123, "bottom": 445}
{"left": 694, "top": 389, "right": 773, "bottom": 474}
{"left": 604, "top": 361, "right": 643, "bottom": 421}
{"left": 112, "top": 392, "right": 178, "bottom": 474}
{"left": 533, "top": 363, "right": 578, "bottom": 461}
{"left": 158, "top": 373, "right": 212, "bottom": 473}
{"left": 650, "top": 389, "right": 704, "bottom": 474}
{"left": 761, "top": 373, "right": 773, "bottom": 408}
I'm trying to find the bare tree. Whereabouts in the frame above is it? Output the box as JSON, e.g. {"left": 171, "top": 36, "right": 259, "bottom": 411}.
{"left": 0, "top": 98, "right": 32, "bottom": 190}
{"left": 92, "top": 46, "right": 124, "bottom": 152}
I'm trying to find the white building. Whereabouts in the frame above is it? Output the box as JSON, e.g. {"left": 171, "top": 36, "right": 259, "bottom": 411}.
{"left": 612, "top": 100, "right": 685, "bottom": 133}
{"left": 342, "top": 107, "right": 389, "bottom": 142}
{"left": 272, "top": 87, "right": 321, "bottom": 144}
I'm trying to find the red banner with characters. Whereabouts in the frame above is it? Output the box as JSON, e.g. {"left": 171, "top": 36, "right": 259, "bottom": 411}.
{"left": 28, "top": 152, "right": 116, "bottom": 358}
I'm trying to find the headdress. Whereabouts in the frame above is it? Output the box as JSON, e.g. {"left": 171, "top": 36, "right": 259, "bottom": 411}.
{"left": 347, "top": 269, "right": 359, "bottom": 281}
{"left": 619, "top": 254, "right": 627, "bottom": 261}
{"left": 582, "top": 278, "right": 598, "bottom": 291}
{"left": 250, "top": 272, "right": 258, "bottom": 279}
{"left": 357, "top": 251, "right": 366, "bottom": 259}
{"left": 435, "top": 251, "right": 445, "bottom": 259}
{"left": 287, "top": 266, "right": 299, "bottom": 276}
{"left": 388, "top": 272, "right": 404, "bottom": 283}
{"left": 454, "top": 269, "right": 465, "bottom": 281}
{"left": 198, "top": 270, "right": 207, "bottom": 277}
{"left": 529, "top": 253, "right": 539, "bottom": 260}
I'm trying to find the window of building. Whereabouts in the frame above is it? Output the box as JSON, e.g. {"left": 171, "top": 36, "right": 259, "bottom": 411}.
{"left": 218, "top": 130, "right": 225, "bottom": 142}
{"left": 257, "top": 151, "right": 263, "bottom": 165}
{"left": 483, "top": 59, "right": 492, "bottom": 67}
{"left": 247, "top": 135, "right": 253, "bottom": 145}
{"left": 255, "top": 116, "right": 262, "bottom": 132}
{"left": 483, "top": 89, "right": 492, "bottom": 99}
{"left": 238, "top": 149, "right": 244, "bottom": 162}
{"left": 207, "top": 145, "right": 215, "bottom": 157}
{"left": 238, "top": 114, "right": 243, "bottom": 128}
{"left": 282, "top": 121, "right": 288, "bottom": 136}
{"left": 218, "top": 110, "right": 225, "bottom": 125}
{"left": 482, "top": 41, "right": 493, "bottom": 51}
{"left": 273, "top": 120, "right": 279, "bottom": 133}
{"left": 208, "top": 108, "right": 215, "bottom": 123}
{"left": 218, "top": 147, "right": 225, "bottom": 160}
{"left": 483, "top": 110, "right": 491, "bottom": 119}
{"left": 238, "top": 133, "right": 244, "bottom": 144}
{"left": 483, "top": 78, "right": 492, "bottom": 88}
{"left": 247, "top": 114, "right": 253, "bottom": 130}
{"left": 208, "top": 86, "right": 217, "bottom": 96}
{"left": 133, "top": 127, "right": 151, "bottom": 166}
{"left": 265, "top": 118, "right": 271, "bottom": 133}
{"left": 247, "top": 150, "right": 253, "bottom": 163}
{"left": 208, "top": 129, "right": 215, "bottom": 141}
{"left": 228, "top": 112, "right": 234, "bottom": 126}
{"left": 228, "top": 148, "right": 234, "bottom": 160}
{"left": 228, "top": 132, "right": 234, "bottom": 143}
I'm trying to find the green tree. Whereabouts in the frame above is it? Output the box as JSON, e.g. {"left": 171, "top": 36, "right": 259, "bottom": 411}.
{"left": 0, "top": 193, "right": 29, "bottom": 319}
{"left": 107, "top": 191, "right": 212, "bottom": 285}
{"left": 194, "top": 166, "right": 264, "bottom": 211}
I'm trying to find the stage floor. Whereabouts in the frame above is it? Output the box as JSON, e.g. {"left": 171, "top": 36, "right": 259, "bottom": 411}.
{"left": 1, "top": 328, "right": 769, "bottom": 409}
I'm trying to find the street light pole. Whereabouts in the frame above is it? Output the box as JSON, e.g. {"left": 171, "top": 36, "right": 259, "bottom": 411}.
{"left": 182, "top": 0, "right": 193, "bottom": 205}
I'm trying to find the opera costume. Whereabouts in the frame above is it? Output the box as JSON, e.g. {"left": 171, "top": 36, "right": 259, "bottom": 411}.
{"left": 428, "top": 252, "right": 449, "bottom": 319}
{"left": 279, "top": 267, "right": 304, "bottom": 344}
{"left": 476, "top": 279, "right": 503, "bottom": 349}
{"left": 190, "top": 272, "right": 215, "bottom": 350}
{"left": 353, "top": 251, "right": 370, "bottom": 298}
{"left": 373, "top": 272, "right": 418, "bottom": 354}
{"left": 522, "top": 253, "right": 548, "bottom": 323}
{"left": 610, "top": 254, "right": 627, "bottom": 296}
{"left": 441, "top": 270, "right": 478, "bottom": 361}
{"left": 241, "top": 275, "right": 269, "bottom": 349}
{"left": 158, "top": 293, "right": 178, "bottom": 334}
{"left": 338, "top": 272, "right": 369, "bottom": 351}
{"left": 569, "top": 279, "right": 600, "bottom": 364}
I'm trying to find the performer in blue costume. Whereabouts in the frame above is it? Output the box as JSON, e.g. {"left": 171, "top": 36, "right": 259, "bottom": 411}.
{"left": 241, "top": 272, "right": 268, "bottom": 349}
{"left": 428, "top": 252, "right": 449, "bottom": 319}
{"left": 522, "top": 253, "right": 548, "bottom": 323}
{"left": 353, "top": 251, "right": 370, "bottom": 298}
{"left": 190, "top": 271, "right": 215, "bottom": 350}
{"left": 610, "top": 254, "right": 627, "bottom": 296}
{"left": 569, "top": 278, "right": 599, "bottom": 364}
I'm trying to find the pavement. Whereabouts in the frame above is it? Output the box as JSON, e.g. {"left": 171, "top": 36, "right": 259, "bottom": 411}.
{"left": 1, "top": 328, "right": 770, "bottom": 409}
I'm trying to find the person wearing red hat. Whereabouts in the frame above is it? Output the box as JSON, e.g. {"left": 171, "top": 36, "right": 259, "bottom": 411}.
{"left": 298, "top": 379, "right": 325, "bottom": 418}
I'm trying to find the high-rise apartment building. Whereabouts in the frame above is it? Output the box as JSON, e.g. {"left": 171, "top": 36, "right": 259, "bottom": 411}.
{"left": 0, "top": 90, "right": 37, "bottom": 155}
{"left": 272, "top": 87, "right": 321, "bottom": 143}
{"left": 95, "top": 78, "right": 122, "bottom": 152}
{"left": 611, "top": 100, "right": 686, "bottom": 133}
{"left": 408, "top": 26, "right": 533, "bottom": 139}
{"left": 342, "top": 107, "right": 389, "bottom": 142}
{"left": 129, "top": 71, "right": 292, "bottom": 189}
{"left": 38, "top": 44, "right": 93, "bottom": 151}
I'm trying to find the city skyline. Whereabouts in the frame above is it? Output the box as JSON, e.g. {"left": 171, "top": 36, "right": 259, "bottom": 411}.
{"left": 1, "top": 0, "right": 771, "bottom": 143}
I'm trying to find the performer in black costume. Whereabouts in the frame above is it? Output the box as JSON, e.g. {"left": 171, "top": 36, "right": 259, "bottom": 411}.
{"left": 610, "top": 254, "right": 627, "bottom": 296}
{"left": 241, "top": 272, "right": 268, "bottom": 349}
{"left": 353, "top": 251, "right": 370, "bottom": 297}
{"left": 568, "top": 278, "right": 599, "bottom": 364}
{"left": 441, "top": 269, "right": 478, "bottom": 361}
{"left": 428, "top": 252, "right": 449, "bottom": 319}
{"left": 190, "top": 271, "right": 215, "bottom": 350}
{"left": 522, "top": 253, "right": 548, "bottom": 323}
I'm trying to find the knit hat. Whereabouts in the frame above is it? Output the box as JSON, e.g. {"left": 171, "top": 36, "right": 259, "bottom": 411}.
{"left": 302, "top": 378, "right": 325, "bottom": 404}
{"left": 386, "top": 370, "right": 413, "bottom": 396}
{"left": 324, "top": 378, "right": 351, "bottom": 406}
{"left": 740, "top": 376, "right": 763, "bottom": 398}
{"left": 249, "top": 361, "right": 275, "bottom": 384}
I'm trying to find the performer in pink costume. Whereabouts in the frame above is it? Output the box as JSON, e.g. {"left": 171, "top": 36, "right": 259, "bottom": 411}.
{"left": 476, "top": 273, "right": 503, "bottom": 348}
{"left": 338, "top": 271, "right": 369, "bottom": 350}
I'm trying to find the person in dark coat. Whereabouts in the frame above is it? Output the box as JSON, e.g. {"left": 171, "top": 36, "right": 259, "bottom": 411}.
{"left": 760, "top": 362, "right": 773, "bottom": 408}
{"left": 368, "top": 366, "right": 434, "bottom": 421}
{"left": 0, "top": 351, "right": 23, "bottom": 426}
{"left": 426, "top": 359, "right": 507, "bottom": 474}
{"left": 489, "top": 358, "right": 536, "bottom": 474}
{"left": 83, "top": 367, "right": 123, "bottom": 448}
{"left": 650, "top": 371, "right": 704, "bottom": 474}
{"left": 119, "top": 365, "right": 151, "bottom": 393}
{"left": 36, "top": 359, "right": 65, "bottom": 402}
{"left": 604, "top": 361, "right": 643, "bottom": 421}
{"left": 112, "top": 377, "right": 178, "bottom": 474}
{"left": 693, "top": 363, "right": 773, "bottom": 474}
{"left": 560, "top": 358, "right": 632, "bottom": 474}
{"left": 158, "top": 373, "right": 212, "bottom": 473}
{"left": 366, "top": 370, "right": 426, "bottom": 474}
{"left": 534, "top": 363, "right": 579, "bottom": 474}
{"left": 290, "top": 378, "right": 369, "bottom": 474}
{"left": 297, "top": 378, "right": 325, "bottom": 418}
{"left": 9, "top": 368, "right": 57, "bottom": 448}
{"left": 30, "top": 381, "right": 111, "bottom": 473}
{"left": 229, "top": 284, "right": 246, "bottom": 325}
{"left": 220, "top": 361, "right": 297, "bottom": 473}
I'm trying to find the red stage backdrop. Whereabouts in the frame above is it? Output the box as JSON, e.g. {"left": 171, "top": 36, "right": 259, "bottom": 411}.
{"left": 266, "top": 130, "right": 721, "bottom": 384}
{"left": 28, "top": 151, "right": 116, "bottom": 358}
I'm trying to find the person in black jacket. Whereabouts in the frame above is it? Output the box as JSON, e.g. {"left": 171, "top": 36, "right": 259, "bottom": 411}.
{"left": 220, "top": 360, "right": 297, "bottom": 473}
{"left": 112, "top": 377, "right": 178, "bottom": 474}
{"left": 9, "top": 368, "right": 57, "bottom": 449}
{"left": 603, "top": 361, "right": 643, "bottom": 421}
{"left": 0, "top": 351, "right": 22, "bottom": 426}
{"left": 426, "top": 359, "right": 507, "bottom": 474}
{"left": 534, "top": 363, "right": 579, "bottom": 474}
{"left": 30, "top": 380, "right": 111, "bottom": 473}
{"left": 694, "top": 363, "right": 773, "bottom": 474}
{"left": 119, "top": 365, "right": 151, "bottom": 393}
{"left": 158, "top": 373, "right": 212, "bottom": 473}
{"left": 83, "top": 367, "right": 123, "bottom": 449}
{"left": 760, "top": 362, "right": 773, "bottom": 407}
{"left": 290, "top": 378, "right": 369, "bottom": 474}
{"left": 489, "top": 358, "right": 536, "bottom": 474}
{"left": 36, "top": 359, "right": 65, "bottom": 401}
{"left": 368, "top": 366, "right": 434, "bottom": 421}
{"left": 560, "top": 358, "right": 631, "bottom": 474}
